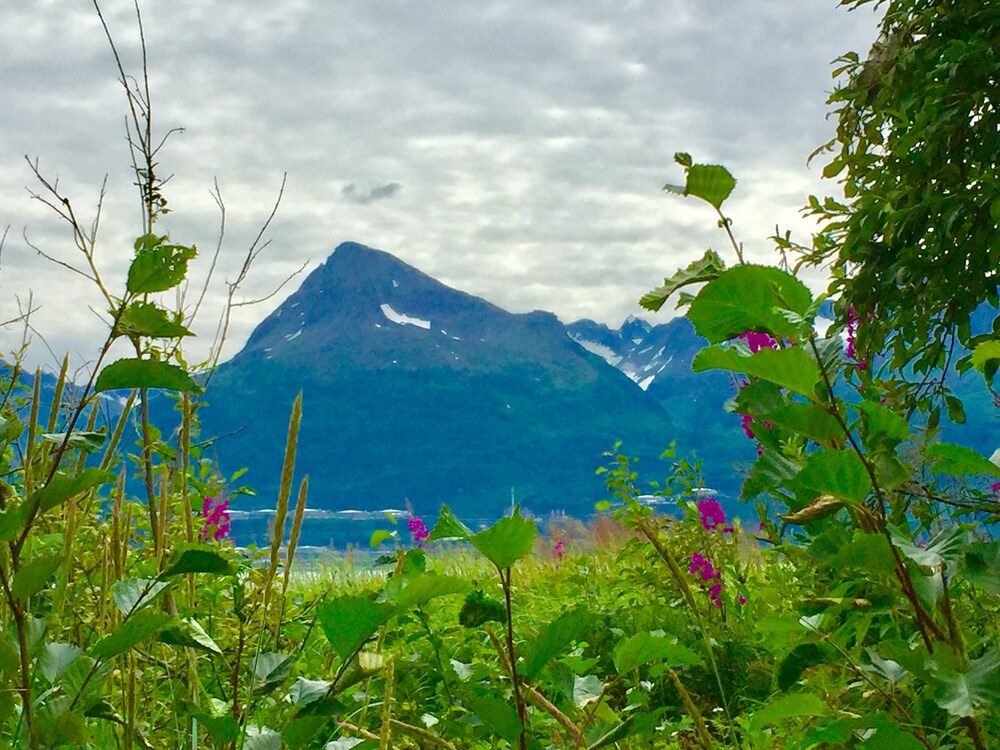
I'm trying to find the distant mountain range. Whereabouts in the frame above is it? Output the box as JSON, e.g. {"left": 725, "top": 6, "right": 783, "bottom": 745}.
{"left": 196, "top": 242, "right": 707, "bottom": 521}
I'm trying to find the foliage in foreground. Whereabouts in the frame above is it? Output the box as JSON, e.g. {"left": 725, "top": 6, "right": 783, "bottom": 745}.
{"left": 2, "top": 0, "right": 1000, "bottom": 747}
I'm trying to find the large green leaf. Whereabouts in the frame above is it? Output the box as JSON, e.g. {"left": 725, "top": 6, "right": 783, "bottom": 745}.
{"left": 639, "top": 249, "right": 726, "bottom": 312}
{"left": 687, "top": 265, "right": 813, "bottom": 343}
{"left": 928, "top": 650, "right": 1000, "bottom": 718}
{"left": 113, "top": 578, "right": 171, "bottom": 616}
{"left": 317, "top": 595, "right": 395, "bottom": 662}
{"left": 40, "top": 643, "right": 82, "bottom": 683}
{"left": 427, "top": 504, "right": 472, "bottom": 542}
{"left": 927, "top": 443, "right": 1000, "bottom": 479}
{"left": 664, "top": 162, "right": 736, "bottom": 209}
{"left": 158, "top": 618, "right": 223, "bottom": 654}
{"left": 95, "top": 358, "right": 200, "bottom": 393}
{"left": 693, "top": 345, "right": 821, "bottom": 397}
{"left": 127, "top": 235, "right": 197, "bottom": 294}
{"left": 468, "top": 693, "right": 522, "bottom": 746}
{"left": 39, "top": 431, "right": 106, "bottom": 454}
{"left": 962, "top": 542, "right": 1000, "bottom": 594}
{"left": 392, "top": 574, "right": 470, "bottom": 610}
{"left": 91, "top": 610, "right": 172, "bottom": 661}
{"left": 471, "top": 510, "right": 536, "bottom": 570}
{"left": 28, "top": 468, "right": 113, "bottom": 516}
{"left": 791, "top": 449, "right": 872, "bottom": 505}
{"left": 158, "top": 547, "right": 235, "bottom": 578}
{"left": 747, "top": 692, "right": 825, "bottom": 733}
{"left": 889, "top": 525, "right": 965, "bottom": 569}
{"left": 762, "top": 402, "right": 843, "bottom": 445}
{"left": 613, "top": 632, "right": 704, "bottom": 674}
{"left": 11, "top": 554, "right": 62, "bottom": 602}
{"left": 521, "top": 607, "right": 594, "bottom": 680}
{"left": 971, "top": 340, "right": 1000, "bottom": 386}
{"left": 114, "top": 301, "right": 192, "bottom": 339}
{"left": 251, "top": 652, "right": 295, "bottom": 695}
{"left": 856, "top": 400, "right": 910, "bottom": 446}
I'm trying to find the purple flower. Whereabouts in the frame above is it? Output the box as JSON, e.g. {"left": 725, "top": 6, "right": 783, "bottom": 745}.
{"left": 689, "top": 552, "right": 719, "bottom": 582}
{"left": 407, "top": 514, "right": 429, "bottom": 547}
{"left": 738, "top": 594, "right": 748, "bottom": 606}
{"left": 697, "top": 498, "right": 726, "bottom": 531}
{"left": 739, "top": 330, "right": 778, "bottom": 353}
{"left": 553, "top": 539, "right": 566, "bottom": 559}
{"left": 201, "top": 496, "right": 231, "bottom": 541}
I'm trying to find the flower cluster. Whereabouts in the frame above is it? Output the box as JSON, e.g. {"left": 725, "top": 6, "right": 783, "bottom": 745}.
{"left": 407, "top": 514, "right": 429, "bottom": 547}
{"left": 697, "top": 497, "right": 733, "bottom": 533}
{"left": 846, "top": 306, "right": 868, "bottom": 371}
{"left": 689, "top": 553, "right": 724, "bottom": 607}
{"left": 201, "top": 496, "right": 231, "bottom": 541}
{"left": 738, "top": 330, "right": 779, "bottom": 353}
{"left": 553, "top": 539, "right": 566, "bottom": 559}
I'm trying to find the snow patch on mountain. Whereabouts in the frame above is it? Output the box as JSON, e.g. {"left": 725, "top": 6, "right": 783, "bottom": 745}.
{"left": 381, "top": 304, "right": 431, "bottom": 329}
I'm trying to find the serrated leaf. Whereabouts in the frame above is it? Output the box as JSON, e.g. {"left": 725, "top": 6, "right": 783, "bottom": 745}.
{"left": 856, "top": 400, "right": 910, "bottom": 444}
{"left": 158, "top": 547, "right": 235, "bottom": 578}
{"left": 11, "top": 554, "right": 62, "bottom": 602}
{"left": 522, "top": 607, "right": 594, "bottom": 680}
{"left": 693, "top": 345, "right": 821, "bottom": 397}
{"left": 687, "top": 264, "right": 813, "bottom": 343}
{"left": 317, "top": 596, "right": 395, "bottom": 662}
{"left": 928, "top": 443, "right": 1000, "bottom": 479}
{"left": 471, "top": 509, "right": 536, "bottom": 570}
{"left": 427, "top": 504, "right": 472, "bottom": 542}
{"left": 158, "top": 618, "right": 223, "bottom": 654}
{"left": 613, "top": 632, "right": 704, "bottom": 674}
{"left": 748, "top": 692, "right": 825, "bottom": 733}
{"left": 639, "top": 249, "right": 726, "bottom": 312}
{"left": 670, "top": 163, "right": 737, "bottom": 209}
{"left": 95, "top": 358, "right": 200, "bottom": 393}
{"left": 127, "top": 238, "right": 197, "bottom": 294}
{"left": 115, "top": 301, "right": 193, "bottom": 339}
{"left": 91, "top": 610, "right": 172, "bottom": 661}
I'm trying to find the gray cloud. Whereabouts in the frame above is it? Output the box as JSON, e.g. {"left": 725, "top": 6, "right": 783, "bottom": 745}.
{"left": 0, "top": 1, "right": 880, "bottom": 371}
{"left": 342, "top": 182, "right": 402, "bottom": 205}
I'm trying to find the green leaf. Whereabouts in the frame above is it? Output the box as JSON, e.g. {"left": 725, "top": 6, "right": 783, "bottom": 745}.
{"left": 573, "top": 675, "right": 603, "bottom": 707}
{"left": 91, "top": 610, "right": 172, "bottom": 661}
{"left": 929, "top": 650, "right": 1000, "bottom": 718}
{"left": 369, "top": 529, "right": 394, "bottom": 548}
{"left": 288, "top": 677, "right": 332, "bottom": 707}
{"left": 427, "top": 504, "right": 473, "bottom": 542}
{"left": 962, "top": 542, "right": 1000, "bottom": 594}
{"left": 613, "top": 632, "right": 704, "bottom": 674}
{"left": 39, "top": 431, "right": 106, "bottom": 454}
{"left": 778, "top": 644, "right": 826, "bottom": 691}
{"left": 522, "top": 607, "right": 594, "bottom": 680}
{"left": 664, "top": 163, "right": 737, "bottom": 209}
{"left": 127, "top": 236, "right": 197, "bottom": 294}
{"left": 693, "top": 345, "right": 821, "bottom": 397}
{"left": 687, "top": 265, "right": 812, "bottom": 343}
{"left": 760, "top": 402, "right": 843, "bottom": 446}
{"left": 11, "top": 554, "right": 62, "bottom": 602}
{"left": 791, "top": 449, "right": 872, "bottom": 504}
{"left": 115, "top": 301, "right": 192, "bottom": 339}
{"left": 317, "top": 596, "right": 395, "bottom": 662}
{"left": 468, "top": 693, "right": 522, "bottom": 746}
{"left": 113, "top": 578, "right": 171, "bottom": 616}
{"left": 244, "top": 725, "right": 282, "bottom": 750}
{"left": 945, "top": 395, "right": 967, "bottom": 424}
{"left": 40, "top": 642, "right": 82, "bottom": 683}
{"left": 95, "top": 358, "right": 200, "bottom": 393}
{"left": 393, "top": 574, "right": 470, "bottom": 610}
{"left": 889, "top": 525, "right": 965, "bottom": 569}
{"left": 856, "top": 400, "right": 910, "bottom": 445}
{"left": 971, "top": 340, "right": 1000, "bottom": 384}
{"left": 28, "top": 468, "right": 113, "bottom": 516}
{"left": 458, "top": 590, "right": 506, "bottom": 628}
{"left": 928, "top": 443, "right": 1000, "bottom": 479}
{"left": 158, "top": 547, "right": 235, "bottom": 578}
{"left": 251, "top": 652, "right": 295, "bottom": 695}
{"left": 157, "top": 618, "right": 223, "bottom": 654}
{"left": 639, "top": 249, "right": 726, "bottom": 312}
{"left": 748, "top": 692, "right": 825, "bottom": 733}
{"left": 471, "top": 509, "right": 536, "bottom": 570}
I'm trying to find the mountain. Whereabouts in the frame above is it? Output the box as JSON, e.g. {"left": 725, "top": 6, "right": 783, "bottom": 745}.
{"left": 566, "top": 316, "right": 756, "bottom": 491}
{"left": 197, "top": 242, "right": 682, "bottom": 520}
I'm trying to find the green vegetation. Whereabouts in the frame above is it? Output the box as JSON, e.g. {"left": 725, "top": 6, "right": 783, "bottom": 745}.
{"left": 1, "top": 0, "right": 999, "bottom": 747}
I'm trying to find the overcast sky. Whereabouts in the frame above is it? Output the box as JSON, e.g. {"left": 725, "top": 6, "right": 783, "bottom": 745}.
{"left": 1, "top": 1, "right": 880, "bottom": 374}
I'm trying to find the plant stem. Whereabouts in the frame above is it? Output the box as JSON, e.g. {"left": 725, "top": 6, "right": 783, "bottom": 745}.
{"left": 500, "top": 567, "right": 528, "bottom": 750}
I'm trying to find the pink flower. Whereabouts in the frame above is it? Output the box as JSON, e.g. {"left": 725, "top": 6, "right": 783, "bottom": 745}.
{"left": 201, "top": 496, "right": 231, "bottom": 541}
{"left": 553, "top": 539, "right": 566, "bottom": 559}
{"left": 739, "top": 330, "right": 779, "bottom": 353}
{"left": 738, "top": 594, "right": 748, "bottom": 606}
{"left": 697, "top": 498, "right": 726, "bottom": 531}
{"left": 407, "top": 514, "right": 429, "bottom": 547}
{"left": 992, "top": 482, "right": 1000, "bottom": 499}
{"left": 846, "top": 306, "right": 868, "bottom": 371}
{"left": 689, "top": 553, "right": 720, "bottom": 582}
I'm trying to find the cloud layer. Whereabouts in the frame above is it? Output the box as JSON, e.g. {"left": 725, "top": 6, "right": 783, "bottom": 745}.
{"left": 0, "top": 1, "right": 879, "bottom": 372}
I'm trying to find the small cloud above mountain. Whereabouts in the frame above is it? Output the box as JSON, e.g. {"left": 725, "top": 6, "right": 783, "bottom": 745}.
{"left": 342, "top": 182, "right": 402, "bottom": 205}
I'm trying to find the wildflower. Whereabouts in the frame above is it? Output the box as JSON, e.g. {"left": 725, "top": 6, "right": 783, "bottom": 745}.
{"left": 689, "top": 552, "right": 719, "bottom": 582}
{"left": 738, "top": 594, "right": 748, "bottom": 606}
{"left": 697, "top": 498, "right": 726, "bottom": 531}
{"left": 201, "top": 496, "right": 231, "bottom": 541}
{"left": 993, "top": 481, "right": 1000, "bottom": 498}
{"left": 846, "top": 306, "right": 868, "bottom": 371}
{"left": 407, "top": 514, "right": 429, "bottom": 547}
{"left": 738, "top": 330, "right": 779, "bottom": 353}
{"left": 553, "top": 539, "right": 566, "bottom": 559}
